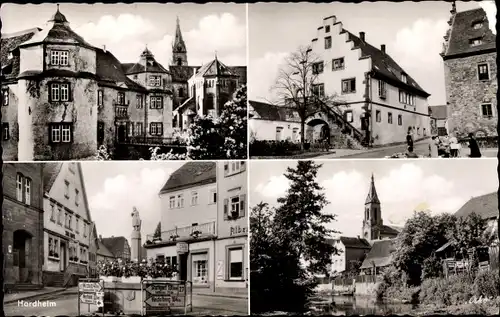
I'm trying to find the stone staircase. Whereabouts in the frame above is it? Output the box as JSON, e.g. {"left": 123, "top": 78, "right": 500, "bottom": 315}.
{"left": 44, "top": 271, "right": 65, "bottom": 287}
{"left": 10, "top": 283, "right": 43, "bottom": 291}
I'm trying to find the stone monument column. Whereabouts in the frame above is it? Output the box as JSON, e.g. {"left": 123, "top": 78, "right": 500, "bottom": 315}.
{"left": 131, "top": 207, "right": 142, "bottom": 262}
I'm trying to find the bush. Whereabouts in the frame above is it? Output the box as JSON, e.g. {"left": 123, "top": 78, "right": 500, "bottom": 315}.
{"left": 420, "top": 273, "right": 475, "bottom": 306}
{"left": 473, "top": 269, "right": 500, "bottom": 299}
{"left": 250, "top": 140, "right": 302, "bottom": 157}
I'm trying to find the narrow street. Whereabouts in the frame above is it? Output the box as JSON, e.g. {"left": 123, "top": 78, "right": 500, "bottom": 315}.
{"left": 4, "top": 290, "right": 247, "bottom": 316}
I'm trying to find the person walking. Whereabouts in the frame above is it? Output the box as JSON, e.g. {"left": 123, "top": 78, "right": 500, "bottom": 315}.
{"left": 429, "top": 136, "right": 439, "bottom": 158}
{"left": 406, "top": 128, "right": 414, "bottom": 148}
{"left": 468, "top": 133, "right": 482, "bottom": 158}
{"left": 449, "top": 133, "right": 459, "bottom": 158}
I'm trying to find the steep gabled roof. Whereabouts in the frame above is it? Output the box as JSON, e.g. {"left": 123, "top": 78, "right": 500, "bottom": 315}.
{"left": 365, "top": 174, "right": 380, "bottom": 204}
{"left": 97, "top": 238, "right": 115, "bottom": 258}
{"left": 42, "top": 163, "right": 63, "bottom": 194}
{"left": 21, "top": 19, "right": 93, "bottom": 49}
{"left": 249, "top": 100, "right": 300, "bottom": 122}
{"left": 170, "top": 65, "right": 198, "bottom": 82}
{"left": 159, "top": 162, "right": 216, "bottom": 195}
{"left": 360, "top": 239, "right": 396, "bottom": 269}
{"left": 1, "top": 28, "right": 41, "bottom": 80}
{"left": 339, "top": 236, "right": 371, "bottom": 249}
{"left": 339, "top": 29, "right": 429, "bottom": 97}
{"left": 173, "top": 16, "right": 187, "bottom": 53}
{"left": 454, "top": 192, "right": 498, "bottom": 220}
{"left": 123, "top": 48, "right": 170, "bottom": 75}
{"left": 101, "top": 236, "right": 129, "bottom": 258}
{"left": 96, "top": 48, "right": 147, "bottom": 92}
{"left": 77, "top": 163, "right": 93, "bottom": 223}
{"left": 380, "top": 225, "right": 401, "bottom": 236}
{"left": 195, "top": 58, "right": 238, "bottom": 78}
{"left": 429, "top": 105, "right": 448, "bottom": 120}
{"left": 444, "top": 8, "right": 496, "bottom": 59}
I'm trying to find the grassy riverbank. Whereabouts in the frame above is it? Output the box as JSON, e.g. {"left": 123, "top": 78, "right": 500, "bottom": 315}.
{"left": 414, "top": 297, "right": 500, "bottom": 315}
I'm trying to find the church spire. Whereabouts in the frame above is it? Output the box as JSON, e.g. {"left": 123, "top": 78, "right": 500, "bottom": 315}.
{"left": 365, "top": 173, "right": 380, "bottom": 204}
{"left": 171, "top": 16, "right": 188, "bottom": 66}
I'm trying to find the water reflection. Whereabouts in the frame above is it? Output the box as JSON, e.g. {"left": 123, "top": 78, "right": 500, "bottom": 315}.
{"left": 310, "top": 295, "right": 417, "bottom": 316}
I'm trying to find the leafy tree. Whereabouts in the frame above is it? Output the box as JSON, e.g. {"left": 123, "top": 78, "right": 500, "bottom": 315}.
{"left": 153, "top": 222, "right": 161, "bottom": 240}
{"left": 185, "top": 115, "right": 225, "bottom": 159}
{"left": 273, "top": 46, "right": 344, "bottom": 146}
{"left": 392, "top": 211, "right": 456, "bottom": 286}
{"left": 345, "top": 260, "right": 363, "bottom": 279}
{"left": 446, "top": 212, "right": 488, "bottom": 259}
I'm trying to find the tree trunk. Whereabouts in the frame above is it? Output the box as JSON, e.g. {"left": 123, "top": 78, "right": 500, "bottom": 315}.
{"left": 300, "top": 120, "right": 306, "bottom": 150}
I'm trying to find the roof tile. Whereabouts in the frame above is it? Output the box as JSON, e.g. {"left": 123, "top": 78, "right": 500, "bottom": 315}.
{"left": 159, "top": 162, "right": 216, "bottom": 194}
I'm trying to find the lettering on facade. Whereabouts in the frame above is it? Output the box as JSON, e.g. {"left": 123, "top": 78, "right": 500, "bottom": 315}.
{"left": 176, "top": 242, "right": 188, "bottom": 254}
{"left": 230, "top": 226, "right": 247, "bottom": 236}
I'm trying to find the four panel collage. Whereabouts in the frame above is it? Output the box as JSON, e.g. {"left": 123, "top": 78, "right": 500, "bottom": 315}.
{"left": 1, "top": 1, "right": 498, "bottom": 316}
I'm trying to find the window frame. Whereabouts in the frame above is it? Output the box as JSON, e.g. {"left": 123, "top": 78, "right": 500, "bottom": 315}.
{"left": 332, "top": 57, "right": 345, "bottom": 71}
{"left": 345, "top": 111, "right": 353, "bottom": 123}
{"left": 324, "top": 36, "right": 332, "bottom": 49}
{"left": 2, "top": 122, "right": 10, "bottom": 140}
{"left": 117, "top": 92, "right": 125, "bottom": 105}
{"left": 49, "top": 82, "right": 71, "bottom": 102}
{"left": 2, "top": 88, "right": 9, "bottom": 106}
{"left": 312, "top": 61, "right": 324, "bottom": 75}
{"left": 312, "top": 83, "right": 325, "bottom": 98}
{"left": 341, "top": 78, "right": 356, "bottom": 94}
{"left": 477, "top": 63, "right": 490, "bottom": 81}
{"left": 388, "top": 112, "right": 393, "bottom": 124}
{"left": 226, "top": 246, "right": 244, "bottom": 281}
{"left": 398, "top": 114, "right": 403, "bottom": 126}
{"left": 50, "top": 123, "right": 73, "bottom": 144}
{"left": 149, "top": 122, "right": 163, "bottom": 136}
{"left": 98, "top": 90, "right": 103, "bottom": 106}
{"left": 275, "top": 126, "right": 283, "bottom": 141}
{"left": 481, "top": 103, "right": 493, "bottom": 118}
{"left": 191, "top": 191, "right": 198, "bottom": 206}
{"left": 375, "top": 110, "right": 382, "bottom": 123}
{"left": 150, "top": 96, "right": 164, "bottom": 109}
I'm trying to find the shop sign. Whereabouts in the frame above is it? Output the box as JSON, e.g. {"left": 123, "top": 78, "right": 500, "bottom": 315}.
{"left": 176, "top": 242, "right": 188, "bottom": 254}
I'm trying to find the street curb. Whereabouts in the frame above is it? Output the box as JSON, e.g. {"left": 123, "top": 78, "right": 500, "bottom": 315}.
{"left": 4, "top": 288, "right": 67, "bottom": 305}
{"left": 192, "top": 292, "right": 248, "bottom": 300}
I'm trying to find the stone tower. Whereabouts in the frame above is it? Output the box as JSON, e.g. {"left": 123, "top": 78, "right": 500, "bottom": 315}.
{"left": 362, "top": 174, "right": 383, "bottom": 241}
{"left": 172, "top": 16, "right": 188, "bottom": 66}
{"left": 131, "top": 207, "right": 142, "bottom": 262}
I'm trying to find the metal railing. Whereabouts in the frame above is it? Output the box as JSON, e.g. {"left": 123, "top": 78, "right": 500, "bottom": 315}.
{"left": 146, "top": 221, "right": 216, "bottom": 242}
{"left": 119, "top": 136, "right": 185, "bottom": 146}
{"left": 115, "top": 105, "right": 129, "bottom": 119}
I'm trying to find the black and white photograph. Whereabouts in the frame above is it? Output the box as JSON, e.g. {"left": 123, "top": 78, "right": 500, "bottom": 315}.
{"left": 248, "top": 1, "right": 497, "bottom": 159}
{"left": 1, "top": 3, "right": 247, "bottom": 161}
{"left": 3, "top": 161, "right": 248, "bottom": 316}
{"left": 250, "top": 158, "right": 499, "bottom": 315}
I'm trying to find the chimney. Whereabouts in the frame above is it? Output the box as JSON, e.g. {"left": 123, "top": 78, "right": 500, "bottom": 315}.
{"left": 381, "top": 44, "right": 386, "bottom": 54}
{"left": 102, "top": 45, "right": 106, "bottom": 53}
{"left": 359, "top": 32, "right": 365, "bottom": 42}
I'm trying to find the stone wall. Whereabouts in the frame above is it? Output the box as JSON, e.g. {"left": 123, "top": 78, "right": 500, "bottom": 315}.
{"left": 355, "top": 281, "right": 380, "bottom": 296}
{"left": 1, "top": 83, "right": 20, "bottom": 160}
{"left": 444, "top": 52, "right": 497, "bottom": 136}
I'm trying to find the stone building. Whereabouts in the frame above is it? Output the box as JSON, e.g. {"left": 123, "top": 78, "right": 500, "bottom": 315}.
{"left": 249, "top": 100, "right": 302, "bottom": 142}
{"left": 1, "top": 6, "right": 246, "bottom": 160}
{"left": 2, "top": 163, "right": 44, "bottom": 291}
{"left": 100, "top": 236, "right": 132, "bottom": 262}
{"left": 429, "top": 105, "right": 449, "bottom": 136}
{"left": 328, "top": 237, "right": 371, "bottom": 276}
{"left": 441, "top": 4, "right": 497, "bottom": 137}
{"left": 145, "top": 161, "right": 247, "bottom": 294}
{"left": 42, "top": 162, "right": 93, "bottom": 287}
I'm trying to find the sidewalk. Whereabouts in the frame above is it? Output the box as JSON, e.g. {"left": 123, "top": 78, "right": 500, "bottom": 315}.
{"left": 4, "top": 287, "right": 66, "bottom": 304}
{"left": 192, "top": 289, "right": 248, "bottom": 299}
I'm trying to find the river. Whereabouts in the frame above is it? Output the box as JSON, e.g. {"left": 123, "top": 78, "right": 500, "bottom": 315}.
{"left": 309, "top": 294, "right": 417, "bottom": 315}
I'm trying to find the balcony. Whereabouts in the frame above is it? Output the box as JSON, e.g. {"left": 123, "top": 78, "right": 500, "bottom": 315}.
{"left": 115, "top": 105, "right": 129, "bottom": 119}
{"left": 146, "top": 221, "right": 216, "bottom": 243}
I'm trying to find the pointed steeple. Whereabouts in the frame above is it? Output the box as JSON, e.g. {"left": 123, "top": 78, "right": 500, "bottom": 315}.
{"left": 365, "top": 173, "right": 380, "bottom": 204}
{"left": 49, "top": 4, "right": 69, "bottom": 24}
{"left": 173, "top": 16, "right": 187, "bottom": 53}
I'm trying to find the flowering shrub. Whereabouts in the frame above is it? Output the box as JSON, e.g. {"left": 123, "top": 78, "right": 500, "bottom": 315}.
{"left": 96, "top": 259, "right": 176, "bottom": 279}
{"left": 473, "top": 269, "right": 500, "bottom": 299}
{"left": 250, "top": 140, "right": 302, "bottom": 156}
{"left": 95, "top": 145, "right": 112, "bottom": 160}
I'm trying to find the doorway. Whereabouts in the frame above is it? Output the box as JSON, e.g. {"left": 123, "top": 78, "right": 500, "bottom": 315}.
{"left": 60, "top": 241, "right": 67, "bottom": 272}
{"left": 179, "top": 254, "right": 188, "bottom": 281}
{"left": 117, "top": 125, "right": 126, "bottom": 143}
{"left": 97, "top": 122, "right": 105, "bottom": 144}
{"left": 13, "top": 230, "right": 33, "bottom": 283}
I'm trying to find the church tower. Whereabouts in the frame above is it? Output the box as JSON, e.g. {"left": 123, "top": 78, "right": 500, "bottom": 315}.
{"left": 172, "top": 16, "right": 188, "bottom": 66}
{"left": 362, "top": 174, "right": 383, "bottom": 241}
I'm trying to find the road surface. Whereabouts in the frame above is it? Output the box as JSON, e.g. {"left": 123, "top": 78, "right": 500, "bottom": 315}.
{"left": 320, "top": 141, "right": 497, "bottom": 159}
{"left": 4, "top": 290, "right": 247, "bottom": 316}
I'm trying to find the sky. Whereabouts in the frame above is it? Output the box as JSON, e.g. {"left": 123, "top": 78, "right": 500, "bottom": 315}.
{"left": 81, "top": 161, "right": 184, "bottom": 243}
{"left": 248, "top": 1, "right": 497, "bottom": 105}
{"left": 250, "top": 159, "right": 498, "bottom": 238}
{"left": 1, "top": 3, "right": 247, "bottom": 67}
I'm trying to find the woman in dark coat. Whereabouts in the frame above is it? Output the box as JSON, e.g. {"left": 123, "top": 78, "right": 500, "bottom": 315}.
{"left": 468, "top": 133, "right": 482, "bottom": 158}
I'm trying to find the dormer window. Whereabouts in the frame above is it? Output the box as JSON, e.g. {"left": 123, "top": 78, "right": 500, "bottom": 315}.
{"left": 50, "top": 50, "right": 69, "bottom": 66}
{"left": 469, "top": 38, "right": 483, "bottom": 47}
{"left": 472, "top": 22, "right": 483, "bottom": 29}
{"left": 149, "top": 75, "right": 161, "bottom": 87}
{"left": 401, "top": 73, "right": 408, "bottom": 84}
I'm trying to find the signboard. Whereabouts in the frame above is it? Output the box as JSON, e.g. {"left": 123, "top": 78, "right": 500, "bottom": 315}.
{"left": 230, "top": 225, "right": 247, "bottom": 236}
{"left": 80, "top": 293, "right": 95, "bottom": 304}
{"left": 176, "top": 242, "right": 188, "bottom": 254}
{"left": 78, "top": 278, "right": 105, "bottom": 316}
{"left": 216, "top": 261, "right": 224, "bottom": 280}
{"left": 79, "top": 282, "right": 103, "bottom": 293}
{"left": 143, "top": 280, "right": 187, "bottom": 314}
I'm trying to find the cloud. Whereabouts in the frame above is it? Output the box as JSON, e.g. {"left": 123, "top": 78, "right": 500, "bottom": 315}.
{"left": 391, "top": 18, "right": 449, "bottom": 104}
{"left": 479, "top": 1, "right": 497, "bottom": 34}
{"left": 254, "top": 174, "right": 290, "bottom": 198}
{"left": 89, "top": 168, "right": 173, "bottom": 242}
{"left": 248, "top": 52, "right": 289, "bottom": 102}
{"left": 74, "top": 12, "right": 246, "bottom": 67}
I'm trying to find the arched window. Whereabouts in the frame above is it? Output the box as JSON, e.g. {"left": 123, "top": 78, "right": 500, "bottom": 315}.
{"left": 178, "top": 87, "right": 184, "bottom": 98}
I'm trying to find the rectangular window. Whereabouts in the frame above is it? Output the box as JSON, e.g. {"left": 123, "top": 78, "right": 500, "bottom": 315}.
{"left": 51, "top": 83, "right": 60, "bottom": 101}
{"left": 16, "top": 174, "right": 23, "bottom": 201}
{"left": 473, "top": 22, "right": 483, "bottom": 29}
{"left": 49, "top": 82, "right": 71, "bottom": 102}
{"left": 388, "top": 112, "right": 393, "bottom": 124}
{"left": 228, "top": 248, "right": 243, "bottom": 280}
{"left": 341, "top": 78, "right": 356, "bottom": 93}
{"left": 50, "top": 204, "right": 55, "bottom": 222}
{"left": 150, "top": 96, "right": 163, "bottom": 109}
{"left": 470, "top": 38, "right": 483, "bottom": 46}
{"left": 230, "top": 196, "right": 240, "bottom": 218}
{"left": 312, "top": 62, "right": 324, "bottom": 75}
{"left": 64, "top": 180, "right": 69, "bottom": 198}
{"left": 177, "top": 194, "right": 184, "bottom": 208}
{"left": 478, "top": 63, "right": 490, "bottom": 80}
{"left": 135, "top": 122, "right": 143, "bottom": 136}
{"left": 84, "top": 223, "right": 87, "bottom": 237}
{"left": 345, "top": 111, "right": 353, "bottom": 123}
{"left": 60, "top": 83, "right": 69, "bottom": 101}
{"left": 2, "top": 122, "right": 9, "bottom": 140}
{"left": 128, "top": 122, "right": 134, "bottom": 136}
{"left": 50, "top": 51, "right": 60, "bottom": 65}
{"left": 401, "top": 73, "right": 408, "bottom": 84}
{"left": 191, "top": 191, "right": 198, "bottom": 205}
{"left": 149, "top": 76, "right": 161, "bottom": 87}
{"left": 69, "top": 214, "right": 73, "bottom": 230}
{"left": 195, "top": 260, "right": 208, "bottom": 278}
{"left": 25, "top": 178, "right": 31, "bottom": 206}
{"left": 117, "top": 92, "right": 125, "bottom": 105}
{"left": 312, "top": 83, "right": 325, "bottom": 98}
{"left": 60, "top": 51, "right": 69, "bottom": 66}
{"left": 325, "top": 36, "right": 332, "bottom": 49}
{"left": 481, "top": 104, "right": 493, "bottom": 118}
{"left": 149, "top": 122, "right": 163, "bottom": 136}
{"left": 332, "top": 57, "right": 344, "bottom": 70}
{"left": 76, "top": 218, "right": 80, "bottom": 234}
{"left": 75, "top": 189, "right": 79, "bottom": 206}
{"left": 58, "top": 207, "right": 62, "bottom": 225}
{"left": 325, "top": 25, "right": 330, "bottom": 33}
{"left": 275, "top": 127, "right": 283, "bottom": 141}
{"left": 51, "top": 124, "right": 73, "bottom": 143}
{"left": 398, "top": 114, "right": 402, "bottom": 126}
{"left": 136, "top": 94, "right": 143, "bottom": 108}
{"left": 169, "top": 196, "right": 175, "bottom": 209}
{"left": 376, "top": 110, "right": 381, "bottom": 123}
{"left": 2, "top": 89, "right": 9, "bottom": 106}
{"left": 378, "top": 80, "right": 387, "bottom": 99}
{"left": 98, "top": 90, "right": 103, "bottom": 106}
{"left": 210, "top": 189, "right": 217, "bottom": 204}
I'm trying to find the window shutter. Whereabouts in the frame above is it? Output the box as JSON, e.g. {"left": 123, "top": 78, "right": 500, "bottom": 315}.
{"left": 239, "top": 194, "right": 246, "bottom": 218}
{"left": 223, "top": 199, "right": 229, "bottom": 220}
{"left": 68, "top": 83, "right": 73, "bottom": 102}
{"left": 160, "top": 123, "right": 163, "bottom": 136}
{"left": 48, "top": 83, "right": 53, "bottom": 102}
